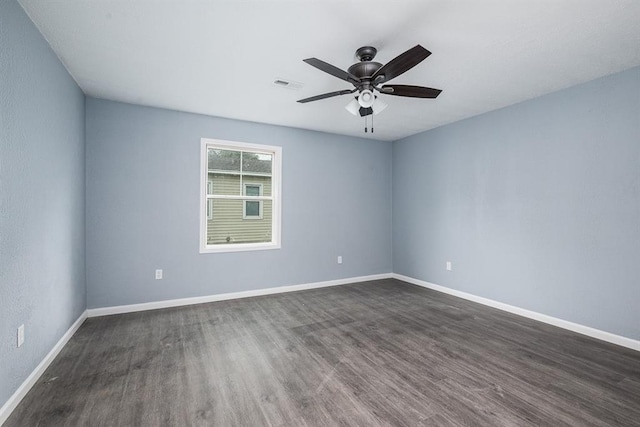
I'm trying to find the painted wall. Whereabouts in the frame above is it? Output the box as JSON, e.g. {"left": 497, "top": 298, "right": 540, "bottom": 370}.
{"left": 393, "top": 67, "right": 640, "bottom": 340}
{"left": 85, "top": 98, "right": 392, "bottom": 308}
{"left": 0, "top": 0, "right": 86, "bottom": 409}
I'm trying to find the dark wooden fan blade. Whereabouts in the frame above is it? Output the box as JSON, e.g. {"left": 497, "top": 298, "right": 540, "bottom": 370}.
{"left": 297, "top": 89, "right": 355, "bottom": 103}
{"left": 303, "top": 58, "right": 361, "bottom": 85}
{"left": 372, "top": 45, "right": 432, "bottom": 84}
{"left": 379, "top": 85, "right": 442, "bottom": 98}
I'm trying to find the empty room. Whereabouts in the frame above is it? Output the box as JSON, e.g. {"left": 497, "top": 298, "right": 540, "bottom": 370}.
{"left": 1, "top": 0, "right": 639, "bottom": 425}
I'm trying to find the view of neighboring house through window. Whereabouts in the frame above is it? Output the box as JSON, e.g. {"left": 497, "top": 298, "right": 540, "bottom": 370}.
{"left": 200, "top": 138, "right": 281, "bottom": 253}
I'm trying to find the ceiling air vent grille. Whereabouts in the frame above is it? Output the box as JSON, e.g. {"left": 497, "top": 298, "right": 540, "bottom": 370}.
{"left": 273, "top": 78, "right": 303, "bottom": 90}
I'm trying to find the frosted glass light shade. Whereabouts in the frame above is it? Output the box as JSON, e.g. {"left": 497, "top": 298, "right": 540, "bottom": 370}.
{"left": 345, "top": 98, "right": 359, "bottom": 115}
{"left": 372, "top": 97, "right": 387, "bottom": 115}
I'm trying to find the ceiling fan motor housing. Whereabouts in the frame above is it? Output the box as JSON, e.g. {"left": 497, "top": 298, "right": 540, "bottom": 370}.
{"left": 348, "top": 61, "right": 382, "bottom": 91}
{"left": 348, "top": 45, "right": 384, "bottom": 91}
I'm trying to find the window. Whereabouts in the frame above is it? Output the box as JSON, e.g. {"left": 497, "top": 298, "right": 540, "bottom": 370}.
{"left": 243, "top": 183, "right": 263, "bottom": 219}
{"left": 200, "top": 138, "right": 281, "bottom": 253}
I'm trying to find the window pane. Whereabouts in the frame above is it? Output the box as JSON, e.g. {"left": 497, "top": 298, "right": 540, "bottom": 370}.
{"left": 245, "top": 200, "right": 260, "bottom": 217}
{"left": 245, "top": 184, "right": 261, "bottom": 197}
{"left": 208, "top": 149, "right": 241, "bottom": 172}
{"left": 242, "top": 152, "right": 272, "bottom": 174}
{"left": 209, "top": 172, "right": 241, "bottom": 195}
{"left": 261, "top": 176, "right": 272, "bottom": 197}
{"left": 207, "top": 199, "right": 272, "bottom": 244}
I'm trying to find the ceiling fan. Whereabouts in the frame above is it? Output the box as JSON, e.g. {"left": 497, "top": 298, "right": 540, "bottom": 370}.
{"left": 297, "top": 45, "right": 442, "bottom": 119}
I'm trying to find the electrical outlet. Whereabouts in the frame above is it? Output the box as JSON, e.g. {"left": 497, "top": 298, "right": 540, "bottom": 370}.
{"left": 155, "top": 269, "right": 163, "bottom": 280}
{"left": 446, "top": 261, "right": 452, "bottom": 271}
{"left": 337, "top": 256, "right": 343, "bottom": 264}
{"left": 17, "top": 324, "right": 24, "bottom": 347}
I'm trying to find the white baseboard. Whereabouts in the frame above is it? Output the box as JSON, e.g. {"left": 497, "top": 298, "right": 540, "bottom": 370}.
{"left": 0, "top": 310, "right": 88, "bottom": 426}
{"left": 87, "top": 273, "right": 393, "bottom": 317}
{"left": 393, "top": 273, "right": 640, "bottom": 352}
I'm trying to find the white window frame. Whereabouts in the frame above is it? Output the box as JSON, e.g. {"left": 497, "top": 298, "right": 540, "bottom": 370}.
{"left": 200, "top": 138, "right": 282, "bottom": 253}
{"left": 242, "top": 183, "right": 263, "bottom": 220}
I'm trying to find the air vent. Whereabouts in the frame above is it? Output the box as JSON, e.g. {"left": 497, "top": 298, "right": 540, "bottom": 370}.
{"left": 273, "top": 78, "right": 303, "bottom": 90}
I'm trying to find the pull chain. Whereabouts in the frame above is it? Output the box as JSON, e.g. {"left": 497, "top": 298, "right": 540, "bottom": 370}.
{"left": 363, "top": 115, "right": 375, "bottom": 133}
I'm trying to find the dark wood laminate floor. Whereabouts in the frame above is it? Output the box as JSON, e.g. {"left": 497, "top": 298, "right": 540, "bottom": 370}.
{"left": 6, "top": 279, "right": 640, "bottom": 426}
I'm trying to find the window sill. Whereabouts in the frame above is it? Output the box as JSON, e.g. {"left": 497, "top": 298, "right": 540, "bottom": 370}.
{"left": 200, "top": 242, "right": 280, "bottom": 254}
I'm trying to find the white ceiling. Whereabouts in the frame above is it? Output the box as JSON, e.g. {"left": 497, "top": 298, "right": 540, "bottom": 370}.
{"left": 18, "top": 0, "right": 640, "bottom": 141}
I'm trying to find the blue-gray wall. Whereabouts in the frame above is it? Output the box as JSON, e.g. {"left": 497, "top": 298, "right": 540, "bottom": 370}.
{"left": 393, "top": 67, "right": 640, "bottom": 340}
{"left": 0, "top": 0, "right": 86, "bottom": 409}
{"left": 85, "top": 98, "right": 392, "bottom": 308}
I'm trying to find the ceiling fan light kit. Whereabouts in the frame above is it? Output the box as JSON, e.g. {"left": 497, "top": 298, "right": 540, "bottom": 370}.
{"left": 345, "top": 95, "right": 387, "bottom": 116}
{"left": 358, "top": 90, "right": 375, "bottom": 108}
{"left": 298, "top": 44, "right": 442, "bottom": 132}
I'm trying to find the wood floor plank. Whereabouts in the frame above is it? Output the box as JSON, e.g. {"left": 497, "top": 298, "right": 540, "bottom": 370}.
{"left": 5, "top": 279, "right": 640, "bottom": 426}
